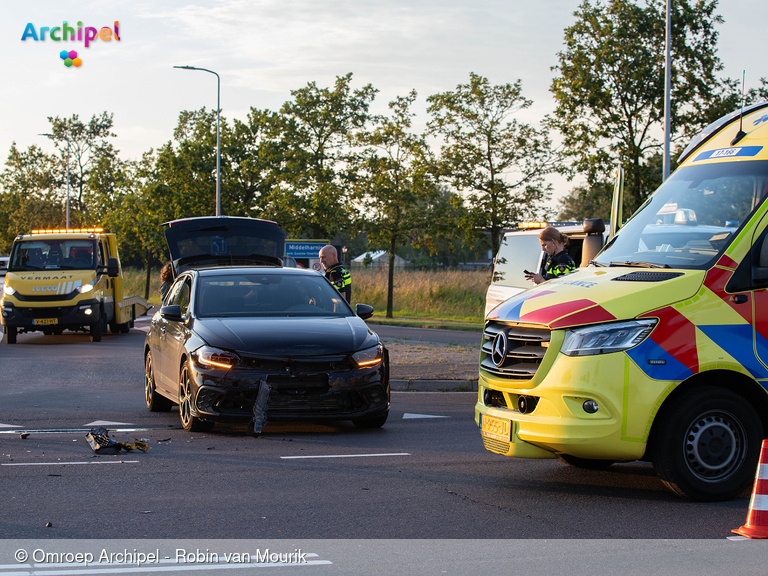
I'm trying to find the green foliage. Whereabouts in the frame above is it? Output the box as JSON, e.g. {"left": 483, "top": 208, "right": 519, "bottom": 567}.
{"left": 427, "top": 73, "right": 559, "bottom": 253}
{"left": 350, "top": 90, "right": 437, "bottom": 316}
{"left": 549, "top": 0, "right": 740, "bottom": 215}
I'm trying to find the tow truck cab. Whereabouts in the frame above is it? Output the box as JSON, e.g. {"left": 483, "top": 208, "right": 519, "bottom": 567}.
{"left": 1, "top": 228, "right": 148, "bottom": 343}
{"left": 476, "top": 101, "right": 768, "bottom": 501}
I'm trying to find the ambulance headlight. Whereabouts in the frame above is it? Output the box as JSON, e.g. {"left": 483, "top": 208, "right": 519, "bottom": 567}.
{"left": 561, "top": 319, "right": 657, "bottom": 357}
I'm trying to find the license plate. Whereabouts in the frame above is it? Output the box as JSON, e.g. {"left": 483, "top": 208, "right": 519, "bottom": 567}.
{"left": 480, "top": 414, "right": 512, "bottom": 441}
{"left": 34, "top": 318, "right": 57, "bottom": 325}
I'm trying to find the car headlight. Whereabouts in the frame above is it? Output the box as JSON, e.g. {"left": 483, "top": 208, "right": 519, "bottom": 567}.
{"left": 561, "top": 319, "right": 657, "bottom": 357}
{"left": 3, "top": 284, "right": 15, "bottom": 296}
{"left": 78, "top": 279, "right": 97, "bottom": 293}
{"left": 194, "top": 346, "right": 240, "bottom": 370}
{"left": 352, "top": 344, "right": 383, "bottom": 368}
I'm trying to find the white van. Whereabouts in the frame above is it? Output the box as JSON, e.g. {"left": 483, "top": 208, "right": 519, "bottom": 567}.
{"left": 484, "top": 220, "right": 607, "bottom": 317}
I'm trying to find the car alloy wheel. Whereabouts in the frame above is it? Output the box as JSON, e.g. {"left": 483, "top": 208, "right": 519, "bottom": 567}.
{"left": 178, "top": 361, "right": 213, "bottom": 432}
{"left": 144, "top": 353, "right": 172, "bottom": 412}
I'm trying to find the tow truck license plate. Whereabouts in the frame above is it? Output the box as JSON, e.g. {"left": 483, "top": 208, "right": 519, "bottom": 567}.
{"left": 480, "top": 414, "right": 512, "bottom": 441}
{"left": 34, "top": 318, "right": 57, "bottom": 325}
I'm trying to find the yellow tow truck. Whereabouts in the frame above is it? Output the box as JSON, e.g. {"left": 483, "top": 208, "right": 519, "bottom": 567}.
{"left": 1, "top": 228, "right": 149, "bottom": 343}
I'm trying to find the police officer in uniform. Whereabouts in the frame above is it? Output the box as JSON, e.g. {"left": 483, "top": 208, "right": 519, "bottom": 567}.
{"left": 319, "top": 245, "right": 351, "bottom": 301}
{"left": 525, "top": 226, "right": 576, "bottom": 285}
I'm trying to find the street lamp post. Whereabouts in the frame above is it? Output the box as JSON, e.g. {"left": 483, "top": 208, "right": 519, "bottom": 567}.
{"left": 41, "top": 133, "right": 71, "bottom": 229}
{"left": 173, "top": 65, "right": 221, "bottom": 216}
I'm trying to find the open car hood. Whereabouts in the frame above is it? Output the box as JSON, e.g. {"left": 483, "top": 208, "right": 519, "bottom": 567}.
{"left": 164, "top": 216, "right": 286, "bottom": 274}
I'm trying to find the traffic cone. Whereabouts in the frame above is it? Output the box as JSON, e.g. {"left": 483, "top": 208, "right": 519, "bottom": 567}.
{"left": 732, "top": 439, "right": 768, "bottom": 539}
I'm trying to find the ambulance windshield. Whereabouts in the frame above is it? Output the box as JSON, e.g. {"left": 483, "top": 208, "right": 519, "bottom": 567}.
{"left": 595, "top": 160, "right": 768, "bottom": 269}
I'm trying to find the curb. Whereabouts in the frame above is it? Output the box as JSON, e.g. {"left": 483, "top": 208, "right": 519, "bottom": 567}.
{"left": 391, "top": 379, "right": 478, "bottom": 392}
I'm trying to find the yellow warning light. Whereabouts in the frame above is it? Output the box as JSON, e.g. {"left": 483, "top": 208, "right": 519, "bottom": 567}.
{"left": 31, "top": 228, "right": 104, "bottom": 234}
{"left": 519, "top": 221, "right": 548, "bottom": 230}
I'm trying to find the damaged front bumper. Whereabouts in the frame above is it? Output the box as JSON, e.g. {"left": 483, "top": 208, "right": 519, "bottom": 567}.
{"left": 186, "top": 352, "right": 390, "bottom": 424}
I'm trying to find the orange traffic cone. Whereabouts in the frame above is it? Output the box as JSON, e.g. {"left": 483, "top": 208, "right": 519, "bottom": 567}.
{"left": 733, "top": 439, "right": 768, "bottom": 539}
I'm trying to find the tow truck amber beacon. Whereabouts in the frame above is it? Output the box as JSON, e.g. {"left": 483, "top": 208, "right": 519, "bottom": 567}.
{"left": 476, "top": 101, "right": 768, "bottom": 501}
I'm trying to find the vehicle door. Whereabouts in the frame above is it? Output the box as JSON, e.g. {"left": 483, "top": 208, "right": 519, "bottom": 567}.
{"left": 154, "top": 276, "right": 192, "bottom": 395}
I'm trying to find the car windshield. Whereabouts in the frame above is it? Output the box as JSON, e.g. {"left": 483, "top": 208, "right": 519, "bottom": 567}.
{"left": 196, "top": 272, "right": 353, "bottom": 318}
{"left": 9, "top": 239, "right": 97, "bottom": 271}
{"left": 595, "top": 160, "right": 768, "bottom": 269}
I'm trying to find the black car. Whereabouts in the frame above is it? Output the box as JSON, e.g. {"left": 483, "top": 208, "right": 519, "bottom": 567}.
{"left": 143, "top": 217, "right": 389, "bottom": 433}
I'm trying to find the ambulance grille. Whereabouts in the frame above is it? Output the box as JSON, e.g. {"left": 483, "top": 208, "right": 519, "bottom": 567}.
{"left": 482, "top": 436, "right": 511, "bottom": 455}
{"left": 480, "top": 321, "right": 549, "bottom": 380}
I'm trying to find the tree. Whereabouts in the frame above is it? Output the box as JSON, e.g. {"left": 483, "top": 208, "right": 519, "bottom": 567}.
{"left": 277, "top": 73, "right": 378, "bottom": 239}
{"left": 549, "top": 0, "right": 740, "bottom": 214}
{"left": 45, "top": 112, "right": 119, "bottom": 222}
{"left": 556, "top": 184, "right": 613, "bottom": 222}
{"left": 350, "top": 91, "right": 436, "bottom": 317}
{"left": 0, "top": 143, "right": 62, "bottom": 250}
{"left": 427, "top": 73, "right": 559, "bottom": 255}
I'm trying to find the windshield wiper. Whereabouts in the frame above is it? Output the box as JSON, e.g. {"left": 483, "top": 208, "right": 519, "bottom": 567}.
{"left": 609, "top": 261, "right": 670, "bottom": 269}
{"left": 589, "top": 260, "right": 607, "bottom": 267}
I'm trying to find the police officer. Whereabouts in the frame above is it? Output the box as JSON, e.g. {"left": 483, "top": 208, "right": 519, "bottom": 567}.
{"left": 525, "top": 226, "right": 576, "bottom": 285}
{"left": 319, "top": 245, "right": 351, "bottom": 301}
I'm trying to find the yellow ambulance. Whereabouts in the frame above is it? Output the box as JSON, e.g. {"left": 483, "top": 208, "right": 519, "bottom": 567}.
{"left": 476, "top": 101, "right": 768, "bottom": 501}
{"left": 2, "top": 228, "right": 148, "bottom": 343}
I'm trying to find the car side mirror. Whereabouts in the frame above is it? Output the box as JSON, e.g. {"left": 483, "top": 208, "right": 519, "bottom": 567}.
{"left": 356, "top": 303, "right": 374, "bottom": 320}
{"left": 160, "top": 304, "right": 182, "bottom": 320}
{"left": 107, "top": 257, "right": 119, "bottom": 278}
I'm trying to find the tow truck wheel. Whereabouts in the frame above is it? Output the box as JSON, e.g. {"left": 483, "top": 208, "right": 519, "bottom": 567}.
{"left": 6, "top": 327, "right": 17, "bottom": 344}
{"left": 119, "top": 322, "right": 130, "bottom": 333}
{"left": 109, "top": 320, "right": 120, "bottom": 334}
{"left": 651, "top": 386, "right": 762, "bottom": 501}
{"left": 145, "top": 353, "right": 173, "bottom": 412}
{"left": 557, "top": 454, "right": 616, "bottom": 470}
{"left": 89, "top": 320, "right": 102, "bottom": 342}
{"left": 178, "top": 361, "right": 214, "bottom": 432}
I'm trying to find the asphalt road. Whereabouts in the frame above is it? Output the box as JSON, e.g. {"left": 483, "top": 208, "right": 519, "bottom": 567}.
{"left": 0, "top": 323, "right": 757, "bottom": 546}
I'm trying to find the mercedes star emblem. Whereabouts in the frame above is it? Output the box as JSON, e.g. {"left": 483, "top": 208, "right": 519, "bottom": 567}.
{"left": 491, "top": 332, "right": 508, "bottom": 367}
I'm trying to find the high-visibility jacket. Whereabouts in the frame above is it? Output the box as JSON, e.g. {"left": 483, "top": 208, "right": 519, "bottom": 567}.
{"left": 541, "top": 250, "right": 575, "bottom": 280}
{"left": 325, "top": 263, "right": 351, "bottom": 301}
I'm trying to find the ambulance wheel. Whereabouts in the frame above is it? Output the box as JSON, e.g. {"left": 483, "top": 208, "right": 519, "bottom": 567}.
{"left": 178, "top": 361, "right": 214, "bottom": 432}
{"left": 557, "top": 454, "right": 615, "bottom": 470}
{"left": 651, "top": 386, "right": 762, "bottom": 501}
{"left": 145, "top": 353, "right": 173, "bottom": 412}
{"left": 90, "top": 320, "right": 102, "bottom": 342}
{"left": 6, "top": 327, "right": 17, "bottom": 344}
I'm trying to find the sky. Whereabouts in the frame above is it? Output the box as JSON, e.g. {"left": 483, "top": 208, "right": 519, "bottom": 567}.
{"left": 2, "top": 0, "right": 766, "bottom": 211}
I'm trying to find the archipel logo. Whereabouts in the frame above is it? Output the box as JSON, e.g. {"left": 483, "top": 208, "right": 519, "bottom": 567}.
{"left": 21, "top": 21, "right": 121, "bottom": 68}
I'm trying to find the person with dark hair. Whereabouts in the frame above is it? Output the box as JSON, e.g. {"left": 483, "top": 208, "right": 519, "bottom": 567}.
{"left": 525, "top": 227, "right": 576, "bottom": 285}
{"left": 160, "top": 262, "right": 174, "bottom": 300}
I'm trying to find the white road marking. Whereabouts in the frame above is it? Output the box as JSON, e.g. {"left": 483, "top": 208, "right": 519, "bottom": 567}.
{"left": 402, "top": 413, "right": 449, "bottom": 419}
{"left": 0, "top": 424, "right": 21, "bottom": 428}
{"left": 2, "top": 461, "right": 139, "bottom": 467}
{"left": 84, "top": 421, "right": 134, "bottom": 427}
{"left": 281, "top": 452, "right": 410, "bottom": 460}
